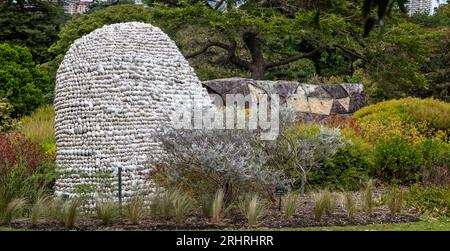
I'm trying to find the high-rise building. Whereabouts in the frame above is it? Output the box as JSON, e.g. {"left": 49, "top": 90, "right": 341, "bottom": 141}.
{"left": 63, "top": 0, "right": 93, "bottom": 14}
{"left": 406, "top": 0, "right": 432, "bottom": 15}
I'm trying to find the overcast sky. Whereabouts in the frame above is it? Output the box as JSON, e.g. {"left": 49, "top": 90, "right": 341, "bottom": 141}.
{"left": 431, "top": 0, "right": 447, "bottom": 14}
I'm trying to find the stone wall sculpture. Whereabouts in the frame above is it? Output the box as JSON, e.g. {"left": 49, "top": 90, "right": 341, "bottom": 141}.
{"left": 202, "top": 78, "right": 367, "bottom": 122}
{"left": 54, "top": 22, "right": 211, "bottom": 206}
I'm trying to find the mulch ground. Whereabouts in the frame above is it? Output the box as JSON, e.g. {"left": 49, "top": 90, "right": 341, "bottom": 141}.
{"left": 3, "top": 193, "right": 420, "bottom": 231}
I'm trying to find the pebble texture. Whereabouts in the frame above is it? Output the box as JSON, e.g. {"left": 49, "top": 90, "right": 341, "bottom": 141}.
{"left": 202, "top": 78, "right": 367, "bottom": 122}
{"left": 54, "top": 22, "right": 211, "bottom": 205}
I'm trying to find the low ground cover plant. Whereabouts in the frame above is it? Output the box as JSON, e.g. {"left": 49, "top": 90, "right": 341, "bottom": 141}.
{"left": 405, "top": 184, "right": 450, "bottom": 216}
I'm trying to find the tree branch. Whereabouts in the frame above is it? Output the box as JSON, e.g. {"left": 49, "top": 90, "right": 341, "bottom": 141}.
{"left": 185, "top": 40, "right": 230, "bottom": 58}
{"left": 265, "top": 46, "right": 327, "bottom": 69}
{"left": 335, "top": 45, "right": 367, "bottom": 62}
{"left": 185, "top": 40, "right": 251, "bottom": 70}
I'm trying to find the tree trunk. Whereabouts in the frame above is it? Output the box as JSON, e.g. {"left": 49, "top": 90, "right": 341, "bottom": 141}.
{"left": 250, "top": 65, "right": 265, "bottom": 80}
{"left": 243, "top": 32, "right": 266, "bottom": 80}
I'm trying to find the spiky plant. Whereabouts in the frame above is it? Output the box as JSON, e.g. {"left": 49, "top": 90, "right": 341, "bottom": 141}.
{"left": 95, "top": 199, "right": 119, "bottom": 225}
{"left": 150, "top": 190, "right": 175, "bottom": 219}
{"left": 385, "top": 186, "right": 405, "bottom": 215}
{"left": 172, "top": 190, "right": 192, "bottom": 224}
{"left": 0, "top": 198, "right": 26, "bottom": 224}
{"left": 313, "top": 189, "right": 336, "bottom": 222}
{"left": 343, "top": 192, "right": 357, "bottom": 220}
{"left": 63, "top": 198, "right": 81, "bottom": 228}
{"left": 126, "top": 195, "right": 145, "bottom": 225}
{"left": 239, "top": 194, "right": 265, "bottom": 226}
{"left": 48, "top": 197, "right": 65, "bottom": 222}
{"left": 282, "top": 192, "right": 299, "bottom": 219}
{"left": 31, "top": 195, "right": 50, "bottom": 226}
{"left": 211, "top": 189, "right": 224, "bottom": 223}
{"left": 362, "top": 179, "right": 374, "bottom": 214}
{"left": 313, "top": 191, "right": 326, "bottom": 222}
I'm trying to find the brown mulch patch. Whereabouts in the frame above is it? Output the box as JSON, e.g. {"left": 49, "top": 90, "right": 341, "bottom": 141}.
{"left": 3, "top": 193, "right": 420, "bottom": 231}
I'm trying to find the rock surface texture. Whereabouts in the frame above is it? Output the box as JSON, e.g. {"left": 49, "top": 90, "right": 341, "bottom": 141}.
{"left": 202, "top": 78, "right": 367, "bottom": 122}
{"left": 54, "top": 22, "right": 211, "bottom": 206}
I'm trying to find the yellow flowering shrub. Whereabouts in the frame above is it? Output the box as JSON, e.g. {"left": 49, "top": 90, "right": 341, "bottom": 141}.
{"left": 353, "top": 98, "right": 450, "bottom": 144}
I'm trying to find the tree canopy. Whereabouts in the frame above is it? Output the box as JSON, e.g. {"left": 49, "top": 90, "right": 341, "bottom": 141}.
{"left": 41, "top": 1, "right": 449, "bottom": 103}
{"left": 0, "top": 0, "right": 67, "bottom": 64}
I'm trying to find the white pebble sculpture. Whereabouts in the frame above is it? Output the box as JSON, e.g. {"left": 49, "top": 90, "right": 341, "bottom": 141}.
{"left": 54, "top": 22, "right": 211, "bottom": 207}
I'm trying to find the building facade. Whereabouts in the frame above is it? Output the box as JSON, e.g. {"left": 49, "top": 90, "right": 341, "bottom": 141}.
{"left": 63, "top": 0, "right": 92, "bottom": 15}
{"left": 407, "top": 0, "right": 432, "bottom": 15}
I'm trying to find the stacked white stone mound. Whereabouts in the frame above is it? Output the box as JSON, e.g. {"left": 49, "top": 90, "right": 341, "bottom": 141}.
{"left": 54, "top": 22, "right": 211, "bottom": 206}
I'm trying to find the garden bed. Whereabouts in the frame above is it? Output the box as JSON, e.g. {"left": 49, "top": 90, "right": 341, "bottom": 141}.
{"left": 3, "top": 197, "right": 420, "bottom": 231}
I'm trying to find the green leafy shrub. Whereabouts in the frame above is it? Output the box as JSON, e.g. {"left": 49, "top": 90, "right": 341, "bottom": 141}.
{"left": 0, "top": 43, "right": 51, "bottom": 117}
{"left": 405, "top": 184, "right": 450, "bottom": 216}
{"left": 373, "top": 137, "right": 423, "bottom": 184}
{"left": 0, "top": 98, "right": 16, "bottom": 132}
{"left": 417, "top": 139, "right": 450, "bottom": 186}
{"left": 310, "top": 144, "right": 371, "bottom": 191}
{"left": 271, "top": 123, "right": 346, "bottom": 193}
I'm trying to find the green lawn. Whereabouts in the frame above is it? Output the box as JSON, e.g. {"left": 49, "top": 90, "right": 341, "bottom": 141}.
{"left": 1, "top": 217, "right": 449, "bottom": 231}
{"left": 254, "top": 216, "right": 450, "bottom": 231}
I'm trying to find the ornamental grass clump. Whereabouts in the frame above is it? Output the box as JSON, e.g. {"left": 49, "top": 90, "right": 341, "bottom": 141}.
{"left": 62, "top": 197, "right": 82, "bottom": 228}
{"left": 211, "top": 189, "right": 224, "bottom": 223}
{"left": 126, "top": 195, "right": 145, "bottom": 225}
{"left": 362, "top": 179, "right": 374, "bottom": 214}
{"left": 239, "top": 194, "right": 265, "bottom": 226}
{"left": 48, "top": 197, "right": 64, "bottom": 221}
{"left": 313, "top": 189, "right": 336, "bottom": 222}
{"left": 342, "top": 192, "right": 357, "bottom": 220}
{"left": 30, "top": 195, "right": 50, "bottom": 226}
{"left": 150, "top": 190, "right": 175, "bottom": 219}
{"left": 95, "top": 199, "right": 119, "bottom": 225}
{"left": 282, "top": 192, "right": 299, "bottom": 219}
{"left": 172, "top": 190, "right": 192, "bottom": 223}
{"left": 0, "top": 198, "right": 25, "bottom": 224}
{"left": 385, "top": 186, "right": 405, "bottom": 215}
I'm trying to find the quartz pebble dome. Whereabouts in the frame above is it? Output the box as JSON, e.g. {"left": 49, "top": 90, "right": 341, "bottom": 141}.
{"left": 54, "top": 22, "right": 211, "bottom": 207}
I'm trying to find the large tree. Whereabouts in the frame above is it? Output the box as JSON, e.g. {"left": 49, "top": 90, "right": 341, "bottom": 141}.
{"left": 0, "top": 0, "right": 67, "bottom": 64}
{"left": 47, "top": 1, "right": 442, "bottom": 103}
{"left": 143, "top": 1, "right": 368, "bottom": 79}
